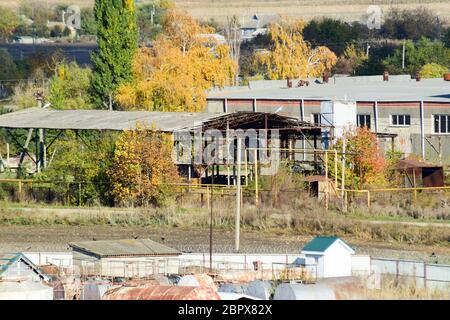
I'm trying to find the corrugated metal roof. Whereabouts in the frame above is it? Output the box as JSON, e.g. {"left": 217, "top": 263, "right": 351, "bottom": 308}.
{"left": 302, "top": 236, "right": 354, "bottom": 254}
{"left": 208, "top": 77, "right": 450, "bottom": 103}
{"left": 0, "top": 253, "right": 21, "bottom": 274}
{"left": 0, "top": 108, "right": 225, "bottom": 132}
{"left": 0, "top": 252, "right": 50, "bottom": 281}
{"left": 69, "top": 239, "right": 181, "bottom": 258}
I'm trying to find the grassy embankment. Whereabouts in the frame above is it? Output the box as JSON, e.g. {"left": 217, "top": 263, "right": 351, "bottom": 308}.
{"left": 0, "top": 191, "right": 449, "bottom": 248}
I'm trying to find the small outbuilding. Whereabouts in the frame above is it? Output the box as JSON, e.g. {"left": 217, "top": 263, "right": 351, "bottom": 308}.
{"left": 393, "top": 158, "right": 444, "bottom": 188}
{"left": 300, "top": 236, "right": 355, "bottom": 278}
{"left": 70, "top": 238, "right": 181, "bottom": 278}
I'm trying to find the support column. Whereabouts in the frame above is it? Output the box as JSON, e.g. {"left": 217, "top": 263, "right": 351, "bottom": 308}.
{"left": 374, "top": 101, "right": 379, "bottom": 133}
{"left": 235, "top": 137, "right": 241, "bottom": 252}
{"left": 420, "top": 101, "right": 425, "bottom": 160}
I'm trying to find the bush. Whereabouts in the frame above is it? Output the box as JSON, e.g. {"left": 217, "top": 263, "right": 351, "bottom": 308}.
{"left": 419, "top": 63, "right": 449, "bottom": 78}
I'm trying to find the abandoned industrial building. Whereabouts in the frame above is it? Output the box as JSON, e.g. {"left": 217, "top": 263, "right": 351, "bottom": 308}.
{"left": 207, "top": 75, "right": 450, "bottom": 162}
{"left": 0, "top": 108, "right": 326, "bottom": 181}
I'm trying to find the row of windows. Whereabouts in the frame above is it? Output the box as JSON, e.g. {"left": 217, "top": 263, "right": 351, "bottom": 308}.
{"left": 312, "top": 113, "right": 450, "bottom": 133}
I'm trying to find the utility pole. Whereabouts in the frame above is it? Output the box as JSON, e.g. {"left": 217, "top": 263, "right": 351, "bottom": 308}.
{"left": 235, "top": 137, "right": 241, "bottom": 252}
{"left": 150, "top": 5, "right": 155, "bottom": 26}
{"left": 209, "top": 164, "right": 214, "bottom": 272}
{"left": 402, "top": 40, "right": 406, "bottom": 70}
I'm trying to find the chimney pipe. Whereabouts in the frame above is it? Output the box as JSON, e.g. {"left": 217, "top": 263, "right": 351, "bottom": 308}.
{"left": 444, "top": 73, "right": 450, "bottom": 81}
{"left": 415, "top": 73, "right": 421, "bottom": 82}
{"left": 287, "top": 78, "right": 292, "bottom": 88}
{"left": 323, "top": 71, "right": 329, "bottom": 83}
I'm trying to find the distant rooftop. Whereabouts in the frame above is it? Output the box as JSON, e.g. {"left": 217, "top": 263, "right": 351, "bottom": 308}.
{"left": 208, "top": 76, "right": 450, "bottom": 103}
{"left": 69, "top": 239, "right": 181, "bottom": 258}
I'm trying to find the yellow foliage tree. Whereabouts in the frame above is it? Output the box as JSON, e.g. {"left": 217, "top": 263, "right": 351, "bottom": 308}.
{"left": 116, "top": 10, "right": 236, "bottom": 112}
{"left": 107, "top": 124, "right": 180, "bottom": 206}
{"left": 254, "top": 18, "right": 337, "bottom": 80}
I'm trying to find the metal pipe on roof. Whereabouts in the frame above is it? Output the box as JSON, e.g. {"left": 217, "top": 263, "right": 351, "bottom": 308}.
{"left": 374, "top": 101, "right": 379, "bottom": 133}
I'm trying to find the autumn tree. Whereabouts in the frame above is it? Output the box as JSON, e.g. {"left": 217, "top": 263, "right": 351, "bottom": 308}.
{"left": 329, "top": 127, "right": 386, "bottom": 189}
{"left": 108, "top": 124, "right": 180, "bottom": 206}
{"left": 254, "top": 18, "right": 337, "bottom": 80}
{"left": 115, "top": 10, "right": 236, "bottom": 112}
{"left": 90, "top": 0, "right": 138, "bottom": 107}
{"left": 162, "top": 9, "right": 213, "bottom": 55}
{"left": 333, "top": 43, "right": 367, "bottom": 75}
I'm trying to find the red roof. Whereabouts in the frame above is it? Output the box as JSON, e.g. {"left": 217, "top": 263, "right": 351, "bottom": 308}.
{"left": 394, "top": 159, "right": 441, "bottom": 170}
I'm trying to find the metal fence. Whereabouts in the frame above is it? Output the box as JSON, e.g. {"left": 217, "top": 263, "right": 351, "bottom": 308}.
{"left": 371, "top": 258, "right": 450, "bottom": 291}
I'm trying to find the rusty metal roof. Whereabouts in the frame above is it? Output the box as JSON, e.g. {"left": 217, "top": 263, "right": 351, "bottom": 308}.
{"left": 394, "top": 159, "right": 442, "bottom": 170}
{"left": 69, "top": 239, "right": 181, "bottom": 258}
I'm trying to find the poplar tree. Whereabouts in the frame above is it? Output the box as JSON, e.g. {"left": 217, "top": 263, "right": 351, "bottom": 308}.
{"left": 91, "top": 0, "right": 138, "bottom": 107}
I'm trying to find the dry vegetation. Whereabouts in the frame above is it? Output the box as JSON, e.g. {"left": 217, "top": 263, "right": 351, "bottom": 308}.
{"left": 366, "top": 275, "right": 450, "bottom": 299}
{"left": 1, "top": 190, "right": 449, "bottom": 248}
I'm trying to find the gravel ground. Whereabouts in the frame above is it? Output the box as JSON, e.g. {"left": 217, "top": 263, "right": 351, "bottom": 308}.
{"left": 1, "top": 225, "right": 449, "bottom": 264}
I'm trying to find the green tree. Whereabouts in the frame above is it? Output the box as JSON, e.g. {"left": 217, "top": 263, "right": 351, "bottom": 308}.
{"left": 36, "top": 131, "right": 116, "bottom": 206}
{"left": 0, "top": 49, "right": 19, "bottom": 80}
{"left": 0, "top": 6, "right": 19, "bottom": 42}
{"left": 303, "top": 18, "right": 368, "bottom": 55}
{"left": 444, "top": 28, "right": 450, "bottom": 48}
{"left": 382, "top": 7, "right": 442, "bottom": 41}
{"left": 383, "top": 38, "right": 450, "bottom": 75}
{"left": 0, "top": 49, "right": 19, "bottom": 97}
{"left": 80, "top": 8, "right": 97, "bottom": 35}
{"left": 48, "top": 62, "right": 93, "bottom": 110}
{"left": 136, "top": 1, "right": 174, "bottom": 44}
{"left": 90, "top": 0, "right": 139, "bottom": 107}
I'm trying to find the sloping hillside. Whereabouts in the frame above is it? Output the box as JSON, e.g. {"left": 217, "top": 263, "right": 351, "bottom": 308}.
{"left": 0, "top": 0, "right": 449, "bottom": 23}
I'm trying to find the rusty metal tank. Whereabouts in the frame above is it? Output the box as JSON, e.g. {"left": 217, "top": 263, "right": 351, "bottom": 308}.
{"left": 273, "top": 277, "right": 365, "bottom": 300}
{"left": 102, "top": 284, "right": 221, "bottom": 300}
{"left": 244, "top": 280, "right": 273, "bottom": 300}
{"left": 177, "top": 274, "right": 217, "bottom": 291}
{"left": 274, "top": 283, "right": 336, "bottom": 300}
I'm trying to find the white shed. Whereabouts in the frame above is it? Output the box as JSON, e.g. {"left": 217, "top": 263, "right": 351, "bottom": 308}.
{"left": 301, "top": 236, "right": 355, "bottom": 278}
